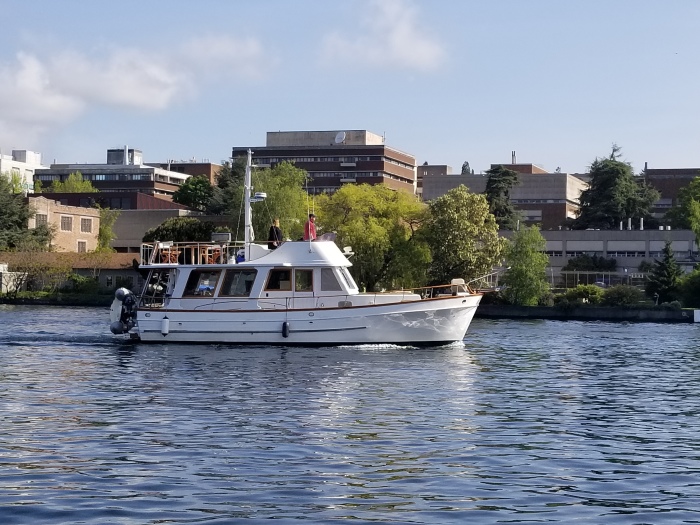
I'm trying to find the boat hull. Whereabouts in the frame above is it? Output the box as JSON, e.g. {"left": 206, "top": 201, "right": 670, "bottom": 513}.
{"left": 132, "top": 294, "right": 481, "bottom": 345}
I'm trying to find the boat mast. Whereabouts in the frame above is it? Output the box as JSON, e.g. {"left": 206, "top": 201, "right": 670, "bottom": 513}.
{"left": 244, "top": 149, "right": 253, "bottom": 260}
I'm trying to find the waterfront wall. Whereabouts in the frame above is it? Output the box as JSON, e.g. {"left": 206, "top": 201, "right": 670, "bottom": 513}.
{"left": 477, "top": 305, "right": 694, "bottom": 323}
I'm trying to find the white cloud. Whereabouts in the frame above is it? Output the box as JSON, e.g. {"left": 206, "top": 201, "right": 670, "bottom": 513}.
{"left": 320, "top": 0, "right": 445, "bottom": 71}
{"left": 0, "top": 36, "right": 269, "bottom": 148}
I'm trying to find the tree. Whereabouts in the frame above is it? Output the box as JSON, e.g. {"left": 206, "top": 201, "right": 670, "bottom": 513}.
{"left": 0, "top": 173, "right": 52, "bottom": 251}
{"left": 206, "top": 158, "right": 246, "bottom": 215}
{"left": 48, "top": 171, "right": 98, "bottom": 193}
{"left": 143, "top": 217, "right": 217, "bottom": 243}
{"left": 96, "top": 207, "right": 120, "bottom": 252}
{"left": 484, "top": 164, "right": 520, "bottom": 230}
{"left": 645, "top": 240, "right": 682, "bottom": 304}
{"left": 461, "top": 161, "right": 472, "bottom": 175}
{"left": 562, "top": 254, "right": 617, "bottom": 271}
{"left": 172, "top": 175, "right": 214, "bottom": 211}
{"left": 421, "top": 185, "right": 506, "bottom": 285}
{"left": 664, "top": 175, "right": 700, "bottom": 229}
{"left": 213, "top": 160, "right": 310, "bottom": 242}
{"left": 316, "top": 184, "right": 429, "bottom": 291}
{"left": 501, "top": 226, "right": 550, "bottom": 306}
{"left": 573, "top": 145, "right": 658, "bottom": 230}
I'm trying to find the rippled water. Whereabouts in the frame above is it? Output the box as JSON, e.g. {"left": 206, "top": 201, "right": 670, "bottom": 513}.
{"left": 1, "top": 305, "right": 699, "bottom": 524}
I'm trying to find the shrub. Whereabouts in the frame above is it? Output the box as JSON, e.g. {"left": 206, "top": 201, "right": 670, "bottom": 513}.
{"left": 601, "top": 285, "right": 646, "bottom": 307}
{"left": 557, "top": 284, "right": 604, "bottom": 305}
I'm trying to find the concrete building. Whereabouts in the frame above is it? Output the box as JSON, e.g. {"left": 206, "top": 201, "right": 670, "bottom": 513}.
{"left": 0, "top": 149, "right": 45, "bottom": 194}
{"left": 112, "top": 209, "right": 202, "bottom": 253}
{"left": 232, "top": 130, "right": 416, "bottom": 195}
{"left": 534, "top": 228, "right": 698, "bottom": 286}
{"left": 27, "top": 196, "right": 101, "bottom": 252}
{"left": 422, "top": 161, "right": 588, "bottom": 230}
{"left": 416, "top": 164, "right": 451, "bottom": 199}
{"left": 34, "top": 147, "right": 191, "bottom": 200}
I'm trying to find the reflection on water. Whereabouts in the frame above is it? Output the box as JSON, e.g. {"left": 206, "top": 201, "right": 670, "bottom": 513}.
{"left": 1, "top": 306, "right": 699, "bottom": 523}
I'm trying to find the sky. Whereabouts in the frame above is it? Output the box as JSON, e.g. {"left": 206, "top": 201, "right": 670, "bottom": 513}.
{"left": 1, "top": 0, "right": 699, "bottom": 175}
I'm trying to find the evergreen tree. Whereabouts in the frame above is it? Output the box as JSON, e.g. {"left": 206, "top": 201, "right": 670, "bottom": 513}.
{"left": 461, "top": 161, "right": 471, "bottom": 175}
{"left": 0, "top": 174, "right": 52, "bottom": 250}
{"left": 484, "top": 164, "right": 519, "bottom": 230}
{"left": 645, "top": 240, "right": 682, "bottom": 304}
{"left": 574, "top": 145, "right": 658, "bottom": 230}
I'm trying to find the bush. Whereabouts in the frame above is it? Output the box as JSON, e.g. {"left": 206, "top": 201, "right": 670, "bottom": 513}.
{"left": 555, "top": 284, "right": 604, "bottom": 305}
{"left": 601, "top": 285, "right": 646, "bottom": 307}
{"left": 60, "top": 273, "right": 101, "bottom": 295}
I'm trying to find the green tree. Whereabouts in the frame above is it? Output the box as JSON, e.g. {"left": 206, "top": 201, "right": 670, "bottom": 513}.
{"left": 601, "top": 285, "right": 646, "bottom": 307}
{"left": 214, "top": 160, "right": 310, "bottom": 242}
{"left": 461, "top": 161, "right": 472, "bottom": 175}
{"left": 316, "top": 184, "right": 429, "bottom": 291}
{"left": 680, "top": 269, "right": 700, "bottom": 308}
{"left": 574, "top": 145, "right": 659, "bottom": 230}
{"left": 207, "top": 158, "right": 246, "bottom": 215}
{"left": 645, "top": 240, "right": 682, "bottom": 303}
{"left": 172, "top": 175, "right": 214, "bottom": 211}
{"left": 562, "top": 254, "right": 617, "bottom": 271}
{"left": 665, "top": 175, "right": 700, "bottom": 229}
{"left": 96, "top": 207, "right": 120, "bottom": 252}
{"left": 501, "top": 226, "right": 550, "bottom": 305}
{"left": 48, "top": 171, "right": 99, "bottom": 193}
{"left": 0, "top": 173, "right": 52, "bottom": 251}
{"left": 484, "top": 164, "right": 520, "bottom": 229}
{"left": 422, "top": 185, "right": 506, "bottom": 285}
{"left": 142, "top": 217, "right": 217, "bottom": 243}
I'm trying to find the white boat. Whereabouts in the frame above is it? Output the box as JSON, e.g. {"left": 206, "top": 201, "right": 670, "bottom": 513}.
{"left": 109, "top": 151, "right": 484, "bottom": 345}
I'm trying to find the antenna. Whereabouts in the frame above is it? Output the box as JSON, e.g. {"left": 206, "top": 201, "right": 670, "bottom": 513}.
{"left": 334, "top": 131, "right": 346, "bottom": 144}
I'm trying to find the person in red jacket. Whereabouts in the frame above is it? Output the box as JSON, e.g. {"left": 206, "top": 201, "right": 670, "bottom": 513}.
{"left": 303, "top": 213, "right": 316, "bottom": 241}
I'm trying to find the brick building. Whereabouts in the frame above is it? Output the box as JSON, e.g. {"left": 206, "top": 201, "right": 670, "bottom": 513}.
{"left": 232, "top": 130, "right": 416, "bottom": 194}
{"left": 27, "top": 196, "right": 100, "bottom": 252}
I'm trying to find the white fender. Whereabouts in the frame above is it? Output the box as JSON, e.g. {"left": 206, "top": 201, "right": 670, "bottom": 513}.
{"left": 161, "top": 316, "right": 170, "bottom": 336}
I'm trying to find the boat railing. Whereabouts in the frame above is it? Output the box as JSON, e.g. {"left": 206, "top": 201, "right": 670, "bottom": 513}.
{"left": 141, "top": 241, "right": 245, "bottom": 266}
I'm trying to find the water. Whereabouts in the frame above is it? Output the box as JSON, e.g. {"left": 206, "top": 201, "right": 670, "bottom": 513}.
{"left": 1, "top": 305, "right": 699, "bottom": 524}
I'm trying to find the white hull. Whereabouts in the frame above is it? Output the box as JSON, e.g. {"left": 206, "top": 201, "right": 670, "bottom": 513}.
{"left": 133, "top": 294, "right": 481, "bottom": 345}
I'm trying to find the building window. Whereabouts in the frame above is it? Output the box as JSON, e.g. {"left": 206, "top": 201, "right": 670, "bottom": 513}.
{"left": 60, "top": 216, "right": 73, "bottom": 231}
{"left": 36, "top": 214, "right": 48, "bottom": 226}
{"left": 81, "top": 218, "right": 93, "bottom": 233}
{"left": 77, "top": 241, "right": 87, "bottom": 253}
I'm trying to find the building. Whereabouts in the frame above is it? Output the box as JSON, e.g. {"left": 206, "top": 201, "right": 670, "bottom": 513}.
{"left": 147, "top": 160, "right": 223, "bottom": 185}
{"left": 536, "top": 228, "right": 698, "bottom": 286}
{"left": 232, "top": 130, "right": 416, "bottom": 194}
{"left": 416, "top": 164, "right": 452, "bottom": 199}
{"left": 39, "top": 192, "right": 194, "bottom": 211}
{"left": 643, "top": 165, "right": 700, "bottom": 219}
{"left": 34, "top": 147, "right": 191, "bottom": 200}
{"left": 27, "top": 196, "right": 101, "bottom": 252}
{"left": 111, "top": 209, "right": 202, "bottom": 253}
{"left": 0, "top": 149, "right": 45, "bottom": 194}
{"left": 421, "top": 161, "right": 587, "bottom": 230}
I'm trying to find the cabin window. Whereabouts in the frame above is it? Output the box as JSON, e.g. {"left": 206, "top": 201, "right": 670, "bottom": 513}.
{"left": 220, "top": 269, "right": 257, "bottom": 297}
{"left": 184, "top": 270, "right": 221, "bottom": 296}
{"left": 339, "top": 268, "right": 357, "bottom": 290}
{"left": 266, "top": 269, "right": 292, "bottom": 291}
{"left": 295, "top": 269, "right": 313, "bottom": 292}
{"left": 320, "top": 268, "right": 343, "bottom": 291}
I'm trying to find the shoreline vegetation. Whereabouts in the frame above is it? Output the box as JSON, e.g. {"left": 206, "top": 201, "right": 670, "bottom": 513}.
{"left": 0, "top": 293, "right": 693, "bottom": 323}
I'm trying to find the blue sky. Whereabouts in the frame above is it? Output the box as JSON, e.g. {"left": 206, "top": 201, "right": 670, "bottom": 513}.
{"left": 1, "top": 0, "right": 698, "bottom": 174}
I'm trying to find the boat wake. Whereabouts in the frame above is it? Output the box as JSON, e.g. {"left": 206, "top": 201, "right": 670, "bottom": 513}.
{"left": 0, "top": 332, "right": 119, "bottom": 348}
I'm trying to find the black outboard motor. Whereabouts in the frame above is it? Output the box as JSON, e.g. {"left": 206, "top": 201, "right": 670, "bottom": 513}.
{"left": 110, "top": 287, "right": 137, "bottom": 334}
